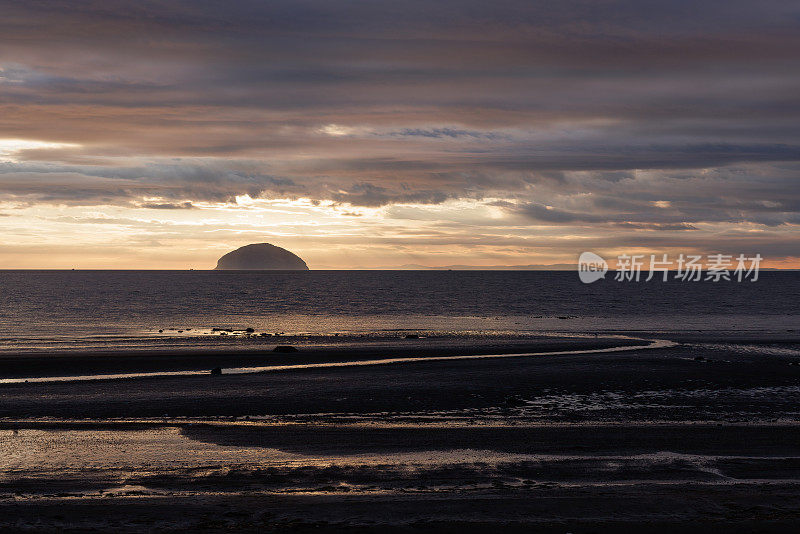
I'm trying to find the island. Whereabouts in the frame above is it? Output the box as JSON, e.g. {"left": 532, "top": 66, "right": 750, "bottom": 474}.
{"left": 214, "top": 243, "right": 309, "bottom": 270}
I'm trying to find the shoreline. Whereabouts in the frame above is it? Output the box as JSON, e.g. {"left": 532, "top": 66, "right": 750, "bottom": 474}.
{"left": 3, "top": 332, "right": 799, "bottom": 381}
{"left": 0, "top": 335, "right": 645, "bottom": 379}
{"left": 0, "top": 338, "right": 676, "bottom": 384}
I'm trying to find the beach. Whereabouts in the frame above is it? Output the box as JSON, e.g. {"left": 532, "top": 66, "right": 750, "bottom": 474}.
{"left": 3, "top": 331, "right": 800, "bottom": 532}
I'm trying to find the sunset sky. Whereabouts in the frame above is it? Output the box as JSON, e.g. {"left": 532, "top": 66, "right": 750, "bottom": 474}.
{"left": 1, "top": 0, "right": 799, "bottom": 269}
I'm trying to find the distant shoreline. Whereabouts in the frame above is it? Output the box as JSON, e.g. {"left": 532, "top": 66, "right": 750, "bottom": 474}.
{"left": 0, "top": 268, "right": 798, "bottom": 271}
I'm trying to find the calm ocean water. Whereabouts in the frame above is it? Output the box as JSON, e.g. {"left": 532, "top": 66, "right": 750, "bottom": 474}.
{"left": 0, "top": 270, "right": 797, "bottom": 352}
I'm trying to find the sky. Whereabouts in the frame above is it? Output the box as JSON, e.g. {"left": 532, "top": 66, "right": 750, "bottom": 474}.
{"left": 0, "top": 0, "right": 799, "bottom": 269}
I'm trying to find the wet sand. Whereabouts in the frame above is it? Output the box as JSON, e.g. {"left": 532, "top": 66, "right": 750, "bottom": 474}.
{"left": 2, "top": 335, "right": 800, "bottom": 531}
{"left": 0, "top": 335, "right": 639, "bottom": 378}
{"left": 4, "top": 422, "right": 800, "bottom": 532}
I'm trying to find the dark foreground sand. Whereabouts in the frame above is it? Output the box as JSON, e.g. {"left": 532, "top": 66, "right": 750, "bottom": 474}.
{"left": 3, "top": 335, "right": 800, "bottom": 532}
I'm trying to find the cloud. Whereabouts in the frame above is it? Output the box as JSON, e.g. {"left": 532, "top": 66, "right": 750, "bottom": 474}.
{"left": 614, "top": 222, "right": 698, "bottom": 231}
{"left": 384, "top": 128, "right": 504, "bottom": 140}
{"left": 1, "top": 1, "right": 799, "bottom": 265}
{"left": 138, "top": 201, "right": 196, "bottom": 210}
{"left": 516, "top": 202, "right": 605, "bottom": 224}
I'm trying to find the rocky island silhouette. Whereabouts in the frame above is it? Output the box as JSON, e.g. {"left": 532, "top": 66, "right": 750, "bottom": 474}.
{"left": 214, "top": 243, "right": 309, "bottom": 270}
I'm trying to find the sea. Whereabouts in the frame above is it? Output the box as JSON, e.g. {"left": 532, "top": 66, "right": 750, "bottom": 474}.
{"left": 0, "top": 270, "right": 797, "bottom": 353}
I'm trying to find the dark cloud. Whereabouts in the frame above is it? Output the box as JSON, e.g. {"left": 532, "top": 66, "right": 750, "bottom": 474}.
{"left": 139, "top": 201, "right": 196, "bottom": 210}
{"left": 385, "top": 129, "right": 504, "bottom": 140}
{"left": 517, "top": 203, "right": 606, "bottom": 224}
{"left": 614, "top": 222, "right": 698, "bottom": 231}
